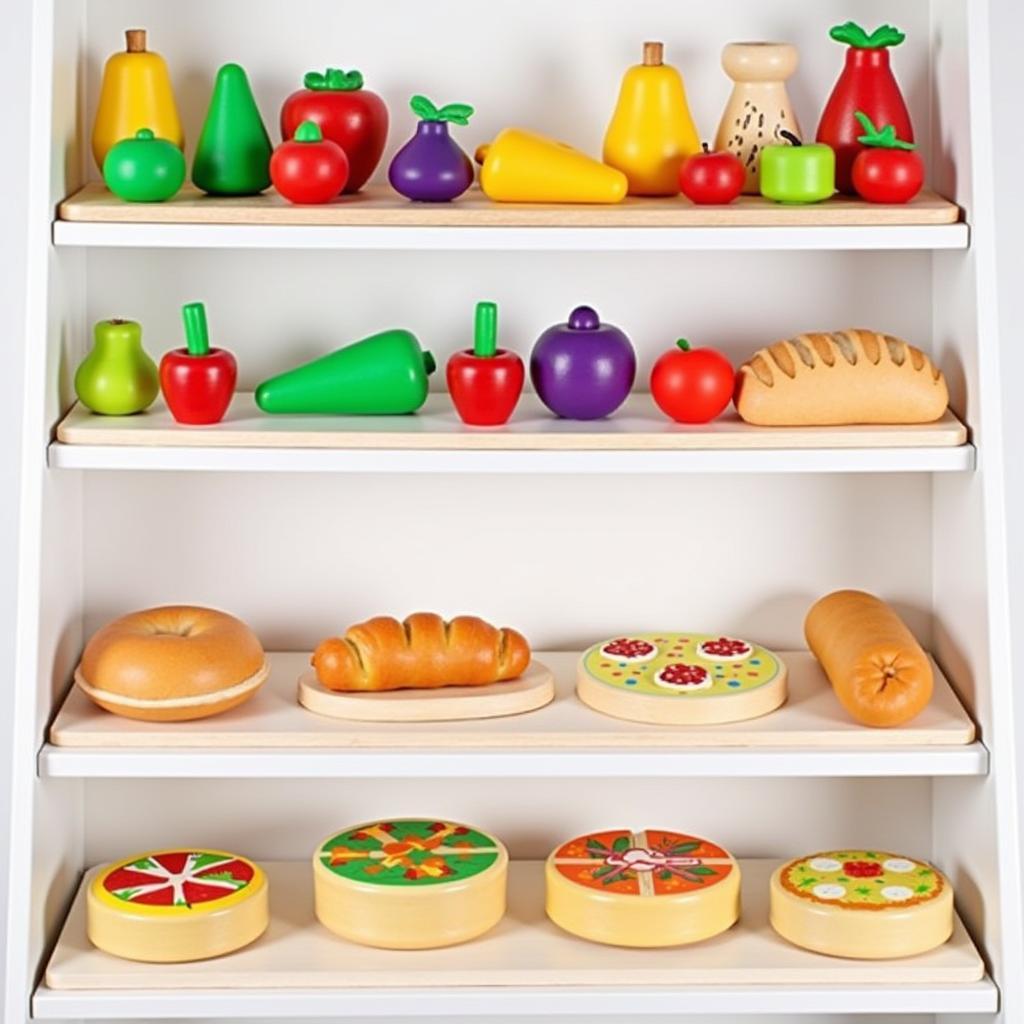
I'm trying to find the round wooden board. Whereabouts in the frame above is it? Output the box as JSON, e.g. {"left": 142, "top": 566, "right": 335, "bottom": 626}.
{"left": 297, "top": 660, "right": 555, "bottom": 722}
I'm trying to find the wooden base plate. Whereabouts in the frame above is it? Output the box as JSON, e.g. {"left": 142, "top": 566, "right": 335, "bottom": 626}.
{"left": 297, "top": 660, "right": 555, "bottom": 722}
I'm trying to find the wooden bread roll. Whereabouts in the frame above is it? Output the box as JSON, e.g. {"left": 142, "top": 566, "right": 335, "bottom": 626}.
{"left": 312, "top": 613, "right": 531, "bottom": 692}
{"left": 804, "top": 590, "right": 933, "bottom": 727}
{"left": 735, "top": 330, "right": 948, "bottom": 426}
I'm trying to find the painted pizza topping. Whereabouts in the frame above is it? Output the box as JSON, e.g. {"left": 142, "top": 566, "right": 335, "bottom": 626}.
{"left": 551, "top": 829, "right": 734, "bottom": 897}
{"left": 319, "top": 819, "right": 502, "bottom": 888}
{"left": 696, "top": 637, "right": 752, "bottom": 661}
{"left": 600, "top": 638, "right": 658, "bottom": 662}
{"left": 655, "top": 663, "right": 711, "bottom": 691}
{"left": 101, "top": 851, "right": 255, "bottom": 909}
{"left": 781, "top": 850, "right": 944, "bottom": 910}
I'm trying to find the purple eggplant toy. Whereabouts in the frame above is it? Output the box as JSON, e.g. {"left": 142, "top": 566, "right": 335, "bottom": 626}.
{"left": 388, "top": 95, "right": 475, "bottom": 202}
{"left": 530, "top": 305, "right": 636, "bottom": 420}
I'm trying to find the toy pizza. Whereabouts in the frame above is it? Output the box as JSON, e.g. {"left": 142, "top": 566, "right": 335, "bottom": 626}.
{"left": 545, "top": 828, "right": 740, "bottom": 946}
{"left": 577, "top": 633, "right": 787, "bottom": 724}
{"left": 770, "top": 850, "right": 953, "bottom": 958}
{"left": 313, "top": 819, "right": 508, "bottom": 949}
{"left": 87, "top": 849, "right": 268, "bottom": 962}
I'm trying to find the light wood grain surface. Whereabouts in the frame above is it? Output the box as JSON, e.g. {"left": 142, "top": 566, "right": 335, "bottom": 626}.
{"left": 49, "top": 651, "right": 976, "bottom": 749}
{"left": 55, "top": 395, "right": 969, "bottom": 452}
{"left": 58, "top": 183, "right": 961, "bottom": 227}
{"left": 44, "top": 860, "right": 984, "bottom": 990}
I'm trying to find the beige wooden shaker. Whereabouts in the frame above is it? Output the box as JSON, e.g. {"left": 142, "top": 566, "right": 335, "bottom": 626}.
{"left": 715, "top": 43, "right": 801, "bottom": 193}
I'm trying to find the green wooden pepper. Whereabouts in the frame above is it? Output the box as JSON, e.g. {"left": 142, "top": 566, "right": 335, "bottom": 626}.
{"left": 255, "top": 329, "right": 436, "bottom": 414}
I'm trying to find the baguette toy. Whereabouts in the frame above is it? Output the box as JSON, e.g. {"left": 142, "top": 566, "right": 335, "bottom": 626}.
{"left": 312, "top": 613, "right": 530, "bottom": 692}
{"left": 804, "top": 590, "right": 933, "bottom": 727}
{"left": 735, "top": 329, "right": 948, "bottom": 426}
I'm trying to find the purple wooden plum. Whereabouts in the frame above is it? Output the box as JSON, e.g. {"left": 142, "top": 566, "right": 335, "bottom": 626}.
{"left": 388, "top": 95, "right": 474, "bottom": 202}
{"left": 530, "top": 305, "right": 636, "bottom": 420}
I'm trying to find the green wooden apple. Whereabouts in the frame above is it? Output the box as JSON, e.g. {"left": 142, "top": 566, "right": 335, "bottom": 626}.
{"left": 760, "top": 132, "right": 836, "bottom": 204}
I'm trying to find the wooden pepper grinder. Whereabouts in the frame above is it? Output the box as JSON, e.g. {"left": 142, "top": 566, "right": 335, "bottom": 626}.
{"left": 714, "top": 43, "right": 801, "bottom": 194}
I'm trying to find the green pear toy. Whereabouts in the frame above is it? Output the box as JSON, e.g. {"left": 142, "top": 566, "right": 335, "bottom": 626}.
{"left": 255, "top": 329, "right": 436, "bottom": 414}
{"left": 192, "top": 63, "right": 273, "bottom": 195}
{"left": 75, "top": 319, "right": 160, "bottom": 415}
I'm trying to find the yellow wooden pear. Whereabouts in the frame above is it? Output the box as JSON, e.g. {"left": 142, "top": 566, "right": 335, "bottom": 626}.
{"left": 603, "top": 41, "right": 701, "bottom": 196}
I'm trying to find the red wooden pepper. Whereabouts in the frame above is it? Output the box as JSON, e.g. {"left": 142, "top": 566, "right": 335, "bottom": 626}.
{"left": 446, "top": 302, "right": 524, "bottom": 426}
{"left": 160, "top": 303, "right": 237, "bottom": 425}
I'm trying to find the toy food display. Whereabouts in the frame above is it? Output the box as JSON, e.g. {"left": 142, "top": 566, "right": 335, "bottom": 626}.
{"left": 192, "top": 63, "right": 273, "bottom": 196}
{"left": 270, "top": 122, "right": 349, "bottom": 204}
{"left": 678, "top": 145, "right": 744, "bottom": 205}
{"left": 75, "top": 319, "right": 159, "bottom": 416}
{"left": 160, "top": 302, "right": 237, "bottom": 425}
{"left": 530, "top": 306, "right": 636, "bottom": 420}
{"left": 88, "top": 849, "right": 268, "bottom": 962}
{"left": 770, "top": 850, "right": 953, "bottom": 958}
{"left": 851, "top": 112, "right": 923, "bottom": 203}
{"left": 447, "top": 301, "right": 524, "bottom": 425}
{"left": 314, "top": 820, "right": 508, "bottom": 949}
{"left": 312, "top": 613, "right": 530, "bottom": 692}
{"left": 389, "top": 96, "right": 475, "bottom": 202}
{"left": 649, "top": 339, "right": 734, "bottom": 423}
{"left": 714, "top": 43, "right": 801, "bottom": 194}
{"left": 734, "top": 330, "right": 949, "bottom": 426}
{"left": 91, "top": 29, "right": 183, "bottom": 172}
{"left": 805, "top": 590, "right": 933, "bottom": 727}
{"left": 603, "top": 41, "right": 700, "bottom": 197}
{"left": 280, "top": 67, "right": 389, "bottom": 194}
{"left": 476, "top": 129, "right": 628, "bottom": 204}
{"left": 76, "top": 606, "right": 269, "bottom": 721}
{"left": 102, "top": 129, "right": 186, "bottom": 203}
{"left": 577, "top": 633, "right": 787, "bottom": 725}
{"left": 760, "top": 133, "right": 835, "bottom": 204}
{"left": 817, "top": 22, "right": 914, "bottom": 194}
{"left": 546, "top": 829, "right": 740, "bottom": 947}
{"left": 255, "top": 329, "right": 435, "bottom": 415}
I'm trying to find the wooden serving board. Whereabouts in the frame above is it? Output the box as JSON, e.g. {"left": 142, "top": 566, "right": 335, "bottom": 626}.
{"left": 48, "top": 651, "right": 976, "bottom": 749}
{"left": 54, "top": 395, "right": 969, "bottom": 452}
{"left": 44, "top": 860, "right": 984, "bottom": 990}
{"left": 298, "top": 660, "right": 555, "bottom": 722}
{"left": 58, "top": 182, "right": 961, "bottom": 227}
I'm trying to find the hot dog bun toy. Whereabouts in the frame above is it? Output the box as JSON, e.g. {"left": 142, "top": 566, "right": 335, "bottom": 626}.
{"left": 88, "top": 849, "right": 268, "bottom": 962}
{"left": 770, "top": 850, "right": 953, "bottom": 958}
{"left": 314, "top": 819, "right": 508, "bottom": 948}
{"left": 735, "top": 329, "right": 949, "bottom": 426}
{"left": 311, "top": 612, "right": 530, "bottom": 691}
{"left": 76, "top": 606, "right": 268, "bottom": 721}
{"left": 805, "top": 590, "right": 933, "bottom": 727}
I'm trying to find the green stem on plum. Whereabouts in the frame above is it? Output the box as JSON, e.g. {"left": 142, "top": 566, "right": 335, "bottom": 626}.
{"left": 409, "top": 95, "right": 475, "bottom": 126}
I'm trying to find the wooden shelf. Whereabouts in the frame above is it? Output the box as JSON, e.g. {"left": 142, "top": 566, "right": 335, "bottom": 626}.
{"left": 53, "top": 183, "right": 969, "bottom": 251}
{"left": 34, "top": 860, "right": 994, "bottom": 1019}
{"left": 40, "top": 651, "right": 985, "bottom": 779}
{"left": 50, "top": 396, "right": 974, "bottom": 475}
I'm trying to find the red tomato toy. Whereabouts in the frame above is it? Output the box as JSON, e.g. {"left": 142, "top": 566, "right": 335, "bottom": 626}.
{"left": 447, "top": 302, "right": 524, "bottom": 426}
{"left": 850, "top": 111, "right": 923, "bottom": 203}
{"left": 650, "top": 339, "right": 734, "bottom": 424}
{"left": 271, "top": 121, "right": 349, "bottom": 204}
{"left": 280, "top": 67, "right": 388, "bottom": 194}
{"left": 160, "top": 303, "right": 237, "bottom": 425}
{"left": 679, "top": 144, "right": 745, "bottom": 205}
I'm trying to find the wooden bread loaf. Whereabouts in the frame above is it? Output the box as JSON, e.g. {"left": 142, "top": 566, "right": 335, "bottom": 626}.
{"left": 735, "top": 329, "right": 949, "bottom": 426}
{"left": 312, "top": 613, "right": 531, "bottom": 692}
{"left": 804, "top": 590, "right": 933, "bottom": 727}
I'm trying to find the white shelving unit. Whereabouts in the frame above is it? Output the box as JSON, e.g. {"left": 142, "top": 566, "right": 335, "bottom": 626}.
{"left": 8, "top": 1, "right": 1024, "bottom": 1023}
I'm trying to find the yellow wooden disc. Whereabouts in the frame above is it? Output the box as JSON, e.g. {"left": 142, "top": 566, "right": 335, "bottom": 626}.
{"left": 770, "top": 850, "right": 954, "bottom": 959}
{"left": 545, "top": 828, "right": 740, "bottom": 947}
{"left": 313, "top": 819, "right": 508, "bottom": 949}
{"left": 87, "top": 849, "right": 268, "bottom": 962}
{"left": 577, "top": 634, "right": 787, "bottom": 725}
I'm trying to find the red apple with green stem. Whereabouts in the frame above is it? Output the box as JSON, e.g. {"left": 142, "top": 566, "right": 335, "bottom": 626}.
{"left": 160, "top": 303, "right": 237, "bottom": 425}
{"left": 679, "top": 144, "right": 745, "bottom": 205}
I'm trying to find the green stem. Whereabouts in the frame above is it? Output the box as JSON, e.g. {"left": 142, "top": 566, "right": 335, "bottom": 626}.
{"left": 303, "top": 68, "right": 364, "bottom": 91}
{"left": 294, "top": 121, "right": 324, "bottom": 143}
{"left": 410, "top": 95, "right": 474, "bottom": 126}
{"left": 182, "top": 302, "right": 210, "bottom": 357}
{"left": 829, "top": 21, "right": 905, "bottom": 49}
{"left": 676, "top": 339, "right": 691, "bottom": 352}
{"left": 474, "top": 302, "right": 498, "bottom": 358}
{"left": 854, "top": 111, "right": 917, "bottom": 150}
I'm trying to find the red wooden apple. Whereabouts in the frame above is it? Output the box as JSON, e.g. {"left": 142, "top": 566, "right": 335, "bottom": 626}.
{"left": 679, "top": 144, "right": 745, "bottom": 205}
